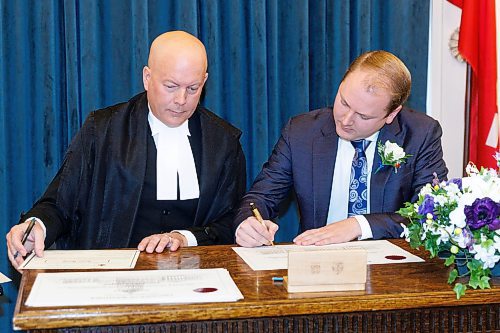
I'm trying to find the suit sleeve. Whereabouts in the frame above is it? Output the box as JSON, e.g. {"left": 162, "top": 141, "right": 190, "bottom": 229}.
{"left": 366, "top": 118, "right": 448, "bottom": 239}
{"left": 20, "top": 113, "right": 95, "bottom": 248}
{"left": 233, "top": 120, "right": 295, "bottom": 231}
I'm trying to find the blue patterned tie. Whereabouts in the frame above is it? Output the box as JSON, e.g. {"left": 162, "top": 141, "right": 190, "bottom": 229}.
{"left": 348, "top": 140, "right": 370, "bottom": 217}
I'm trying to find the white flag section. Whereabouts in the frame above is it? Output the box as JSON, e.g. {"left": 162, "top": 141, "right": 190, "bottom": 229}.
{"left": 19, "top": 250, "right": 140, "bottom": 270}
{"left": 25, "top": 268, "right": 243, "bottom": 307}
{"left": 485, "top": 112, "right": 500, "bottom": 148}
{"left": 233, "top": 240, "right": 424, "bottom": 271}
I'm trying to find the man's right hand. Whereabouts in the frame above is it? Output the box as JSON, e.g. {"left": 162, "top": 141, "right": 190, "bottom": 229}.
{"left": 6, "top": 220, "right": 46, "bottom": 271}
{"left": 235, "top": 216, "right": 278, "bottom": 247}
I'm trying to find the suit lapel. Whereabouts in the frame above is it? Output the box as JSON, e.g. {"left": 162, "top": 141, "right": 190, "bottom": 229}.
{"left": 312, "top": 114, "right": 338, "bottom": 228}
{"left": 370, "top": 115, "right": 402, "bottom": 212}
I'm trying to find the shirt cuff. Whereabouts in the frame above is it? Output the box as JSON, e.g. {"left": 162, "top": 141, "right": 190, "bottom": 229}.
{"left": 353, "top": 215, "right": 373, "bottom": 240}
{"left": 171, "top": 230, "right": 198, "bottom": 247}
{"left": 25, "top": 217, "right": 47, "bottom": 238}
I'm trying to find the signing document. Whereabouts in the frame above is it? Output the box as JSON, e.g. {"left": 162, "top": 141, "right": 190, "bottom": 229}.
{"left": 26, "top": 268, "right": 243, "bottom": 307}
{"left": 233, "top": 240, "right": 423, "bottom": 271}
{"left": 19, "top": 250, "right": 140, "bottom": 270}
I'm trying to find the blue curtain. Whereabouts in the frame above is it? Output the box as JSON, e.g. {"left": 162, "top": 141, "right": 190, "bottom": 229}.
{"left": 0, "top": 1, "right": 429, "bottom": 331}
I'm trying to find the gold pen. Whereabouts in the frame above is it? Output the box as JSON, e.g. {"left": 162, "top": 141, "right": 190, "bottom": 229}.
{"left": 250, "top": 203, "right": 274, "bottom": 246}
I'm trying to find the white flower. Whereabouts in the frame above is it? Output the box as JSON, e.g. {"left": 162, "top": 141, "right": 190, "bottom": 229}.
{"left": 472, "top": 244, "right": 500, "bottom": 269}
{"left": 454, "top": 232, "right": 470, "bottom": 249}
{"left": 465, "top": 162, "right": 479, "bottom": 175}
{"left": 376, "top": 140, "right": 412, "bottom": 174}
{"left": 384, "top": 141, "right": 406, "bottom": 160}
{"left": 462, "top": 174, "right": 500, "bottom": 201}
{"left": 494, "top": 235, "right": 500, "bottom": 252}
{"left": 419, "top": 184, "right": 433, "bottom": 196}
{"left": 443, "top": 183, "right": 461, "bottom": 203}
{"left": 400, "top": 223, "right": 409, "bottom": 241}
{"left": 449, "top": 205, "right": 466, "bottom": 228}
{"left": 433, "top": 194, "right": 448, "bottom": 206}
{"left": 436, "top": 225, "right": 454, "bottom": 245}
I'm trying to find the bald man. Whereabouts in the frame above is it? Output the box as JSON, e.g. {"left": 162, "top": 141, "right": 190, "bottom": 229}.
{"left": 7, "top": 31, "right": 246, "bottom": 270}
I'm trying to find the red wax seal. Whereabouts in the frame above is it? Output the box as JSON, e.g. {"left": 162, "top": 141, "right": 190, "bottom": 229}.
{"left": 385, "top": 255, "right": 406, "bottom": 260}
{"left": 193, "top": 287, "right": 218, "bottom": 293}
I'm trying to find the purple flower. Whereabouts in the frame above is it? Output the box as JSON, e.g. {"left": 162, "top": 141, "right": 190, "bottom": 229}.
{"left": 464, "top": 197, "right": 500, "bottom": 231}
{"left": 418, "top": 195, "right": 435, "bottom": 222}
{"left": 461, "top": 229, "right": 474, "bottom": 250}
{"left": 432, "top": 172, "right": 440, "bottom": 187}
{"left": 447, "top": 178, "right": 462, "bottom": 190}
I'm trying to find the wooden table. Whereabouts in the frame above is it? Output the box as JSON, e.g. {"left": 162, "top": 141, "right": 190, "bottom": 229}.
{"left": 13, "top": 240, "right": 500, "bottom": 332}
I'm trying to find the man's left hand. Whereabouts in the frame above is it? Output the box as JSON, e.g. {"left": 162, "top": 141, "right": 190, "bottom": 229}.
{"left": 137, "top": 232, "right": 187, "bottom": 253}
{"left": 293, "top": 217, "right": 362, "bottom": 245}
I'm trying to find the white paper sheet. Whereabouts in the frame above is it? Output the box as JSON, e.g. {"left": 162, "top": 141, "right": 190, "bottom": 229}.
{"left": 19, "top": 250, "right": 140, "bottom": 270}
{"left": 25, "top": 268, "right": 243, "bottom": 307}
{"left": 233, "top": 240, "right": 423, "bottom": 271}
{"left": 0, "top": 272, "right": 11, "bottom": 283}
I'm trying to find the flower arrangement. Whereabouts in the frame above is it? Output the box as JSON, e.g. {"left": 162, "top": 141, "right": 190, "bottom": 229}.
{"left": 376, "top": 140, "right": 412, "bottom": 173}
{"left": 398, "top": 156, "right": 500, "bottom": 299}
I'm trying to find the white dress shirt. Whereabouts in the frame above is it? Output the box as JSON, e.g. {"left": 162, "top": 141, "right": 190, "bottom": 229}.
{"left": 326, "top": 131, "right": 379, "bottom": 239}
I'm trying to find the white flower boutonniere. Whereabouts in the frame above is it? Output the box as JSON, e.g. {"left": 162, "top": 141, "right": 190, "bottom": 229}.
{"left": 375, "top": 140, "right": 412, "bottom": 174}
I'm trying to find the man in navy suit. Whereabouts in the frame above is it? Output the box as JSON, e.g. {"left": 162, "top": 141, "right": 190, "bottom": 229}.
{"left": 235, "top": 50, "right": 448, "bottom": 247}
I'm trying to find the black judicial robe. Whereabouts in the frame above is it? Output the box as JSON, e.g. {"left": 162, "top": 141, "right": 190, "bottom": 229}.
{"left": 22, "top": 92, "right": 246, "bottom": 249}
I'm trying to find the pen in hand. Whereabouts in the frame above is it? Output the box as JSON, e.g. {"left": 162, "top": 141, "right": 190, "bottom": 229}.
{"left": 249, "top": 203, "right": 274, "bottom": 246}
{"left": 13, "top": 218, "right": 37, "bottom": 259}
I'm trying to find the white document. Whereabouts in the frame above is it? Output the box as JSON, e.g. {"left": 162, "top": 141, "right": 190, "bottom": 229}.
{"left": 233, "top": 240, "right": 423, "bottom": 271}
{"left": 0, "top": 272, "right": 11, "bottom": 283}
{"left": 19, "top": 250, "right": 140, "bottom": 270}
{"left": 25, "top": 268, "right": 243, "bottom": 307}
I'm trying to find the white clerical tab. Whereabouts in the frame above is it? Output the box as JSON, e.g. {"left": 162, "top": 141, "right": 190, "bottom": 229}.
{"left": 150, "top": 112, "right": 199, "bottom": 200}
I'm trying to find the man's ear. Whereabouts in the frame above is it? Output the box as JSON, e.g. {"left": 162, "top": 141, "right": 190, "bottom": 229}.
{"left": 385, "top": 105, "right": 402, "bottom": 124}
{"left": 143, "top": 66, "right": 151, "bottom": 91}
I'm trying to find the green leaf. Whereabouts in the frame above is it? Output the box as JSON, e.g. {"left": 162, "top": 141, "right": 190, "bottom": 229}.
{"left": 424, "top": 236, "right": 439, "bottom": 258}
{"left": 453, "top": 283, "right": 466, "bottom": 299}
{"left": 444, "top": 255, "right": 456, "bottom": 267}
{"left": 448, "top": 269, "right": 458, "bottom": 284}
{"left": 478, "top": 275, "right": 491, "bottom": 289}
{"left": 481, "top": 239, "right": 494, "bottom": 248}
{"left": 469, "top": 271, "right": 480, "bottom": 289}
{"left": 386, "top": 152, "right": 394, "bottom": 163}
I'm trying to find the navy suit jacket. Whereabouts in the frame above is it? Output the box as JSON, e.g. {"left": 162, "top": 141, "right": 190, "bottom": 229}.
{"left": 234, "top": 107, "right": 448, "bottom": 239}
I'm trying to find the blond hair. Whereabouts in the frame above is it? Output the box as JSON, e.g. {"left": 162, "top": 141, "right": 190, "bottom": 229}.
{"left": 342, "top": 50, "right": 411, "bottom": 114}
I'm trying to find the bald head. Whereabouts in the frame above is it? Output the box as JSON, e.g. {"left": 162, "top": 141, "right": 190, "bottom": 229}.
{"left": 148, "top": 31, "right": 208, "bottom": 73}
{"left": 143, "top": 31, "right": 209, "bottom": 127}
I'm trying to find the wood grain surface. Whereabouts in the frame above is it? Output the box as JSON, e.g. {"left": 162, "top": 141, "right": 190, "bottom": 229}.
{"left": 12, "top": 240, "right": 500, "bottom": 332}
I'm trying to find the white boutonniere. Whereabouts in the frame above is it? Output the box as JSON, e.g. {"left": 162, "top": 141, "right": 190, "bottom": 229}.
{"left": 375, "top": 140, "right": 412, "bottom": 174}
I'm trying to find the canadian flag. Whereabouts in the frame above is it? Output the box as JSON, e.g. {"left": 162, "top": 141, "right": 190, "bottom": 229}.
{"left": 448, "top": 0, "right": 499, "bottom": 168}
